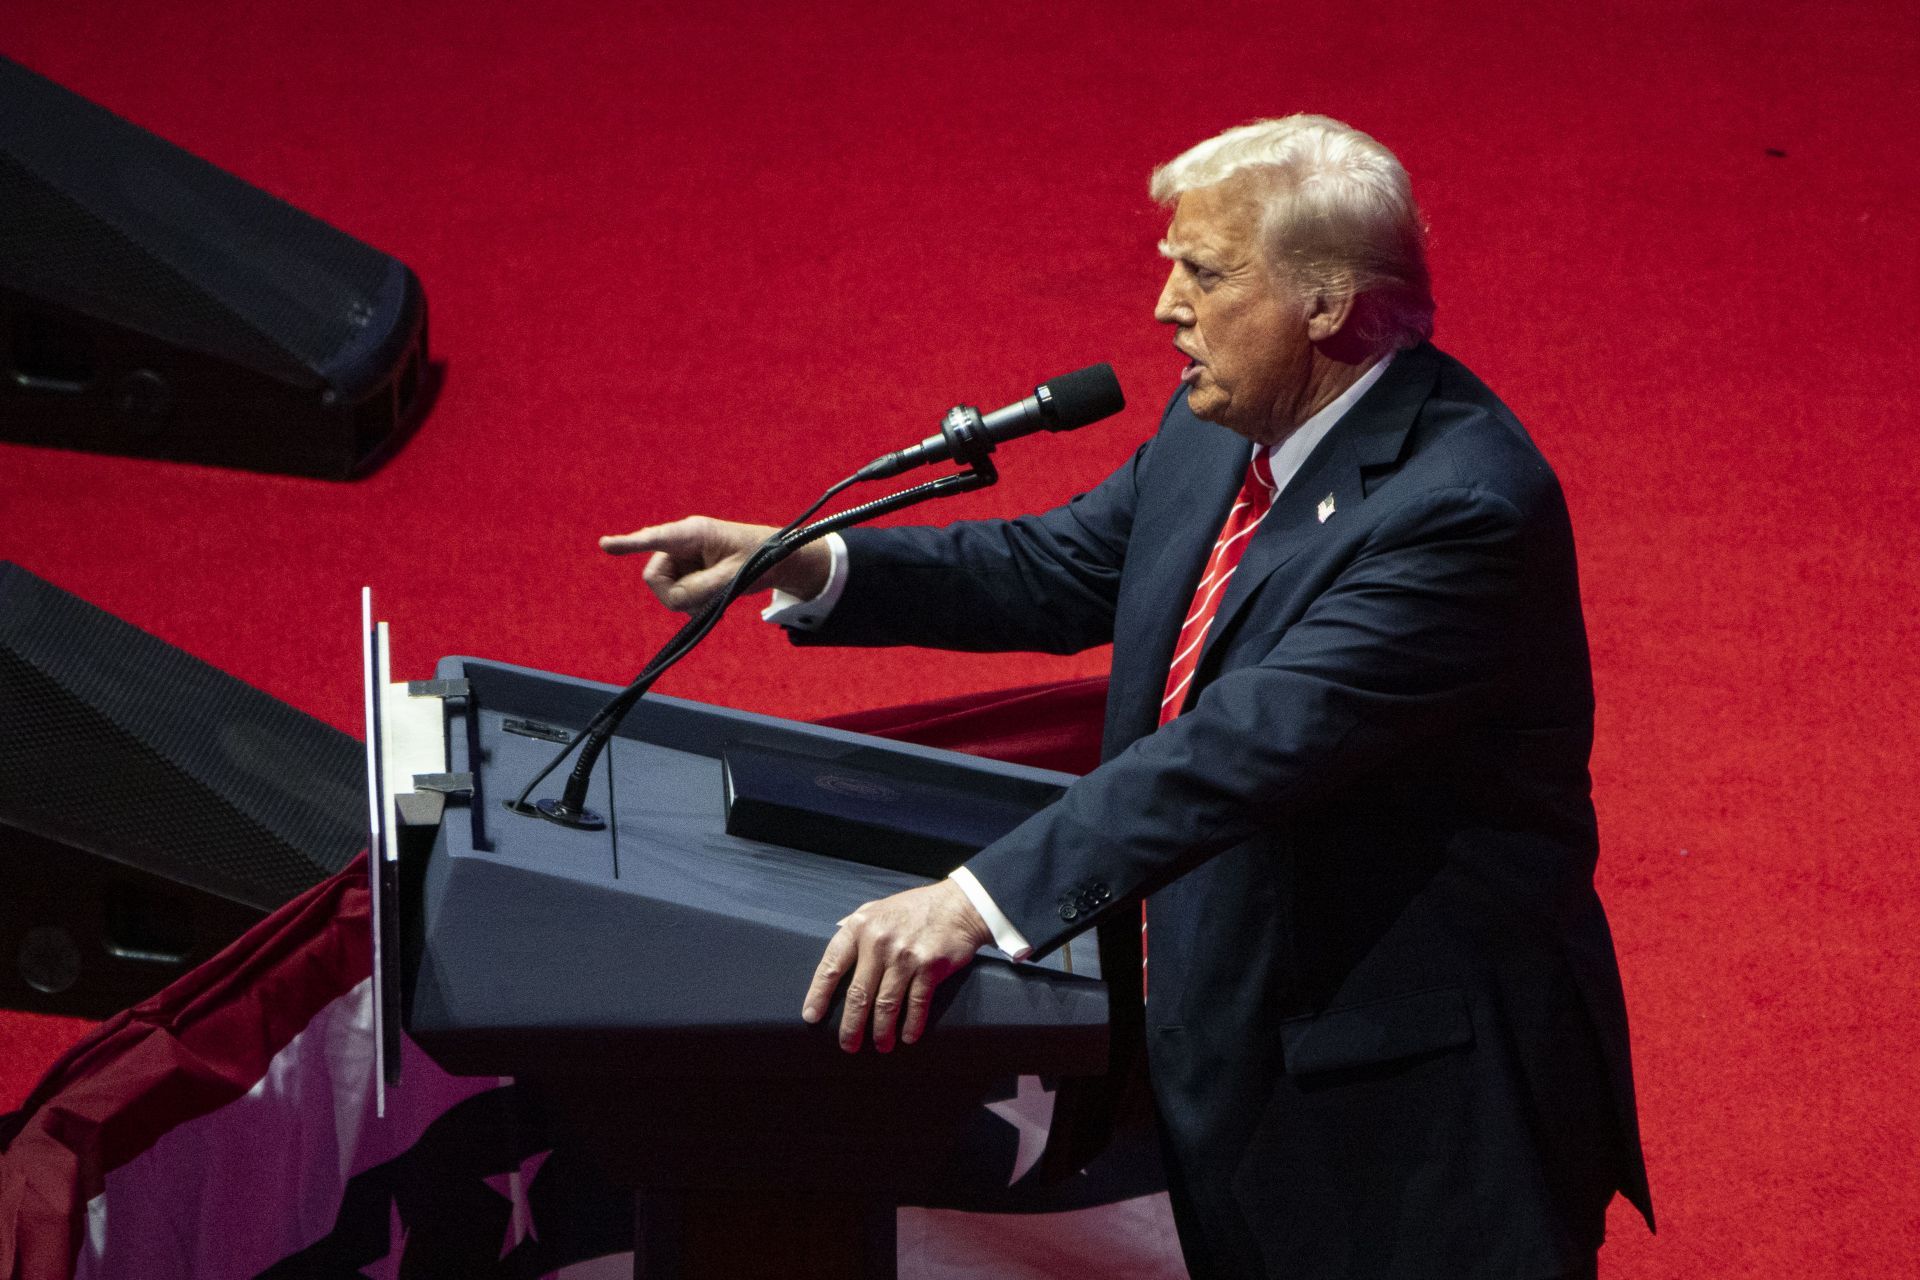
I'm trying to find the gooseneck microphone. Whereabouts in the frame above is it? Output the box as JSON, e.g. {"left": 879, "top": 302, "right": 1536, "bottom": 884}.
{"left": 856, "top": 363, "right": 1126, "bottom": 481}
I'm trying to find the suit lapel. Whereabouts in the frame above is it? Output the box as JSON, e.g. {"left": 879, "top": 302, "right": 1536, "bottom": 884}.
{"left": 1192, "top": 345, "right": 1442, "bottom": 685}
{"left": 1203, "top": 435, "right": 1358, "bottom": 651}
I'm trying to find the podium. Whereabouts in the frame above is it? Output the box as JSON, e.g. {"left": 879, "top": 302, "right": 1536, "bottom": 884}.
{"left": 369, "top": 651, "right": 1120, "bottom": 1278}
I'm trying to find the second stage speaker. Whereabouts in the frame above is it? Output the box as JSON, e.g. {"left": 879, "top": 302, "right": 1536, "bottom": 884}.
{"left": 0, "top": 562, "right": 366, "bottom": 1017}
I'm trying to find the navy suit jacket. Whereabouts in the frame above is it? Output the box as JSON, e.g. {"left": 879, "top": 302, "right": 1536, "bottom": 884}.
{"left": 798, "top": 344, "right": 1652, "bottom": 1278}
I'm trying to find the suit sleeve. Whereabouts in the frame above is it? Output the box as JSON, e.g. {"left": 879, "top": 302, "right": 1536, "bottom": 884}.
{"left": 787, "top": 435, "right": 1152, "bottom": 655}
{"left": 963, "top": 483, "right": 1534, "bottom": 956}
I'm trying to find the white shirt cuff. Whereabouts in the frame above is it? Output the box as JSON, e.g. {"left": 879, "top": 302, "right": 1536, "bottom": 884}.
{"left": 949, "top": 866, "right": 1033, "bottom": 961}
{"left": 760, "top": 532, "right": 849, "bottom": 630}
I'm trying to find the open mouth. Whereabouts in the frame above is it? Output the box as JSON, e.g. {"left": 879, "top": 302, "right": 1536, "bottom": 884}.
{"left": 1180, "top": 357, "right": 1204, "bottom": 386}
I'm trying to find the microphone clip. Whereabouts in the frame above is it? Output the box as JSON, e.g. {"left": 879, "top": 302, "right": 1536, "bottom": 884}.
{"left": 937, "top": 404, "right": 995, "bottom": 468}
{"left": 855, "top": 403, "right": 997, "bottom": 482}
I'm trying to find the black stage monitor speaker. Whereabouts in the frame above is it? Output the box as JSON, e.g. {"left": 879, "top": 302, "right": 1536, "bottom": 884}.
{"left": 0, "top": 562, "right": 365, "bottom": 1017}
{"left": 0, "top": 55, "right": 429, "bottom": 479}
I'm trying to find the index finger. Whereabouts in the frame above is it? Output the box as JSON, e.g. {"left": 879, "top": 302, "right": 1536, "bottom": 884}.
{"left": 802, "top": 928, "right": 858, "bottom": 1025}
{"left": 599, "top": 526, "right": 664, "bottom": 555}
{"left": 599, "top": 516, "right": 703, "bottom": 557}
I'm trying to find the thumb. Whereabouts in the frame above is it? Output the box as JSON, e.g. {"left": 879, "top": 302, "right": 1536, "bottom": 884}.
{"left": 657, "top": 555, "right": 749, "bottom": 611}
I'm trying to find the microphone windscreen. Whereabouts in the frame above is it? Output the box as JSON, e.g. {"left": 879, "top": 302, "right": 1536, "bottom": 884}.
{"left": 1043, "top": 363, "right": 1125, "bottom": 429}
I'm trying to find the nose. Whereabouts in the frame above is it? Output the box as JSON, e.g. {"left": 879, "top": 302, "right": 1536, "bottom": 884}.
{"left": 1154, "top": 266, "right": 1191, "bottom": 327}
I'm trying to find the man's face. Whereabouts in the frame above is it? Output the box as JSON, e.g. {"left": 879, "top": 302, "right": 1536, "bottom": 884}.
{"left": 1154, "top": 176, "right": 1316, "bottom": 445}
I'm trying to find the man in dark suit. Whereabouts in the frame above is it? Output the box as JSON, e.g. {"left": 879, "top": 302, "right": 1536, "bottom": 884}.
{"left": 604, "top": 115, "right": 1652, "bottom": 1279}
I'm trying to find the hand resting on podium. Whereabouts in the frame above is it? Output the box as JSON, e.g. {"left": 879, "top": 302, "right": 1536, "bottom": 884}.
{"left": 801, "top": 879, "right": 992, "bottom": 1053}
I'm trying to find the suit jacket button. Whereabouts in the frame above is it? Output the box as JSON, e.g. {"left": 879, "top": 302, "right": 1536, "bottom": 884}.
{"left": 1060, "top": 903, "right": 1079, "bottom": 922}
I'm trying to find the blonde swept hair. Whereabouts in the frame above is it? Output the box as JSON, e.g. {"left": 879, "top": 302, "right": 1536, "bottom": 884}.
{"left": 1151, "top": 115, "right": 1435, "bottom": 352}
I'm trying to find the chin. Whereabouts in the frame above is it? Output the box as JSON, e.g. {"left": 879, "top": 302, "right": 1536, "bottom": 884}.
{"left": 1192, "top": 397, "right": 1250, "bottom": 436}
{"left": 1185, "top": 389, "right": 1226, "bottom": 424}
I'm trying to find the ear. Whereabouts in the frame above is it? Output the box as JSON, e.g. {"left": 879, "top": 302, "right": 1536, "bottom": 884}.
{"left": 1304, "top": 286, "right": 1356, "bottom": 343}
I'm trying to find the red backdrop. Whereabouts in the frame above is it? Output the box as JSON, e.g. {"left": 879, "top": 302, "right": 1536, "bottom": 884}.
{"left": 4, "top": 2, "right": 1919, "bottom": 1275}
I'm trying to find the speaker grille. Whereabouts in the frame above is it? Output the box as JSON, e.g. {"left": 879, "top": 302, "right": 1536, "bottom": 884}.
{"left": 0, "top": 564, "right": 363, "bottom": 910}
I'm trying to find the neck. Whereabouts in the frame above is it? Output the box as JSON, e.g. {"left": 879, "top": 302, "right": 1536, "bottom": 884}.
{"left": 1260, "top": 350, "right": 1378, "bottom": 446}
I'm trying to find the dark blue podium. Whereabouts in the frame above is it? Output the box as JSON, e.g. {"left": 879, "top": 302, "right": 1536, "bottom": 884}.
{"left": 373, "top": 653, "right": 1118, "bottom": 1278}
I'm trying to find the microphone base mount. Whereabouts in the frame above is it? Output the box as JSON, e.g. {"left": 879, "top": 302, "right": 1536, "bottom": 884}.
{"left": 506, "top": 797, "right": 607, "bottom": 830}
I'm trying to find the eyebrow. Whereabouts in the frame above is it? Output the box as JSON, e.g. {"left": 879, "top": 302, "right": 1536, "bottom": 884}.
{"left": 1158, "top": 239, "right": 1221, "bottom": 269}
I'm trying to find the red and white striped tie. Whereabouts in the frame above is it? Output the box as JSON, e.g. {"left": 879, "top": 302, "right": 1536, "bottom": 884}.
{"left": 1160, "top": 448, "right": 1278, "bottom": 726}
{"left": 1144, "top": 448, "right": 1278, "bottom": 993}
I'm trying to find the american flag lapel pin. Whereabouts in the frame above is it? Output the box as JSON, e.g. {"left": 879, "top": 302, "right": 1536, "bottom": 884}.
{"left": 1316, "top": 493, "right": 1337, "bottom": 523}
